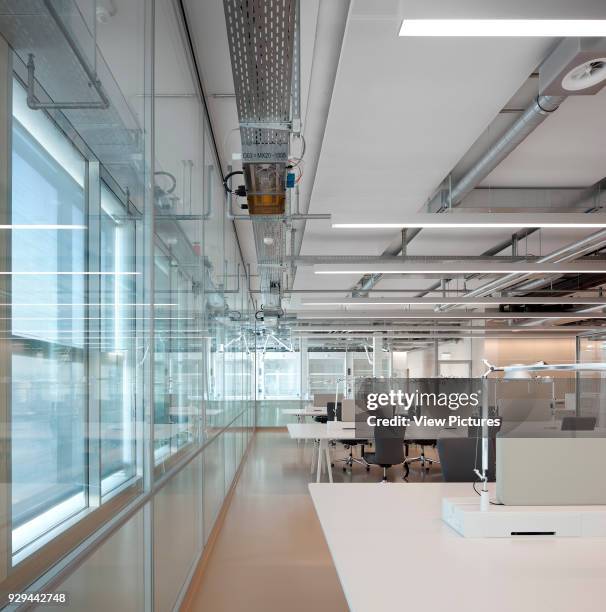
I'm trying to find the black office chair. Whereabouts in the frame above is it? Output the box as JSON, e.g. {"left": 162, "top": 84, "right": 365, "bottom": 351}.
{"left": 363, "top": 423, "right": 406, "bottom": 482}
{"left": 405, "top": 439, "right": 439, "bottom": 472}
{"left": 330, "top": 399, "right": 369, "bottom": 471}
{"left": 324, "top": 402, "right": 369, "bottom": 470}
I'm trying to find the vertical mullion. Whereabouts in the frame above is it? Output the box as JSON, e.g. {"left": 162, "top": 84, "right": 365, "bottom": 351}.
{"left": 575, "top": 335, "right": 581, "bottom": 417}
{"left": 86, "top": 160, "right": 102, "bottom": 508}
{"left": 0, "top": 36, "right": 12, "bottom": 582}
{"left": 143, "top": 0, "right": 156, "bottom": 610}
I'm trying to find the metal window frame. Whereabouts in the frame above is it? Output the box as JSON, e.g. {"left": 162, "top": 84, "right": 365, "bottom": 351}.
{"left": 0, "top": 33, "right": 12, "bottom": 586}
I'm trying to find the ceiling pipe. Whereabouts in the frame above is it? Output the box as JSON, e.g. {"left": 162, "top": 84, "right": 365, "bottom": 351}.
{"left": 289, "top": 254, "right": 542, "bottom": 265}
{"left": 295, "top": 310, "right": 606, "bottom": 320}
{"left": 415, "top": 228, "right": 538, "bottom": 297}
{"left": 279, "top": 287, "right": 600, "bottom": 294}
{"left": 352, "top": 93, "right": 565, "bottom": 296}
{"left": 289, "top": 325, "right": 596, "bottom": 332}
{"left": 430, "top": 176, "right": 606, "bottom": 303}
{"left": 518, "top": 304, "right": 606, "bottom": 328}
{"left": 438, "top": 227, "right": 606, "bottom": 312}
{"left": 438, "top": 95, "right": 565, "bottom": 211}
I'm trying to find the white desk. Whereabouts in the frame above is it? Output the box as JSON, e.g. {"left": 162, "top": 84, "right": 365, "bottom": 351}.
{"left": 287, "top": 422, "right": 467, "bottom": 482}
{"left": 309, "top": 482, "right": 606, "bottom": 612}
{"left": 287, "top": 423, "right": 362, "bottom": 483}
{"left": 281, "top": 406, "right": 327, "bottom": 422}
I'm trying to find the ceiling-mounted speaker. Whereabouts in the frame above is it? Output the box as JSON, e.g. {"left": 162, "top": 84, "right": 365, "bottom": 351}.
{"left": 540, "top": 37, "right": 606, "bottom": 96}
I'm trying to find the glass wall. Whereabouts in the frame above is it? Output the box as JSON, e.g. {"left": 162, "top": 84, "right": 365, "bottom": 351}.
{"left": 254, "top": 341, "right": 485, "bottom": 427}
{"left": 578, "top": 335, "right": 606, "bottom": 424}
{"left": 258, "top": 351, "right": 301, "bottom": 399}
{"left": 10, "top": 85, "right": 89, "bottom": 551}
{"left": 0, "top": 1, "right": 254, "bottom": 609}
{"left": 308, "top": 351, "right": 346, "bottom": 396}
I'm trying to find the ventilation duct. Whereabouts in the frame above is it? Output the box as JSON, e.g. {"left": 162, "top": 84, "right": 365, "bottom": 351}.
{"left": 540, "top": 37, "right": 606, "bottom": 96}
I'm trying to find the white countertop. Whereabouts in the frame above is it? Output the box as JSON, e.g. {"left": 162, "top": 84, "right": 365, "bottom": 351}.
{"left": 287, "top": 422, "right": 466, "bottom": 441}
{"left": 309, "top": 482, "right": 606, "bottom": 612}
{"left": 287, "top": 422, "right": 359, "bottom": 440}
{"left": 281, "top": 407, "right": 327, "bottom": 416}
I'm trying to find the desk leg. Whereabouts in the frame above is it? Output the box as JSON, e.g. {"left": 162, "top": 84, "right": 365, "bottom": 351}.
{"left": 316, "top": 440, "right": 324, "bottom": 482}
{"left": 310, "top": 439, "right": 318, "bottom": 475}
{"left": 324, "top": 443, "right": 333, "bottom": 483}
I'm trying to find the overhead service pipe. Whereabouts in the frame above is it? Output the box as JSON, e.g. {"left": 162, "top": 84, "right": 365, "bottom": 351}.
{"left": 353, "top": 94, "right": 565, "bottom": 296}
{"left": 437, "top": 96, "right": 564, "bottom": 211}
{"left": 431, "top": 175, "right": 606, "bottom": 303}
{"left": 416, "top": 229, "right": 538, "bottom": 297}
{"left": 438, "top": 227, "right": 606, "bottom": 311}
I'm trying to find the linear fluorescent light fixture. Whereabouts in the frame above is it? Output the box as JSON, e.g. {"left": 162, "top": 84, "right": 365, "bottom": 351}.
{"left": 0, "top": 303, "right": 177, "bottom": 307}
{"left": 302, "top": 297, "right": 606, "bottom": 306}
{"left": 331, "top": 213, "right": 606, "bottom": 230}
{"left": 0, "top": 271, "right": 139, "bottom": 276}
{"left": 0, "top": 224, "right": 88, "bottom": 230}
{"left": 398, "top": 19, "right": 606, "bottom": 38}
{"left": 313, "top": 263, "right": 606, "bottom": 275}
{"left": 297, "top": 311, "right": 606, "bottom": 320}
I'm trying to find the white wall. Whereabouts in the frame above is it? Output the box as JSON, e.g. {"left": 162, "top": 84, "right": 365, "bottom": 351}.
{"left": 393, "top": 337, "right": 486, "bottom": 378}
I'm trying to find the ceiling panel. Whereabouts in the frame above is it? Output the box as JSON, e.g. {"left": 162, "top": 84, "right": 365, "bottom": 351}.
{"left": 299, "top": 13, "right": 556, "bottom": 272}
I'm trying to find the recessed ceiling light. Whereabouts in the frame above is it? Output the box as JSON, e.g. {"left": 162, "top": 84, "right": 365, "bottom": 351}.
{"left": 398, "top": 19, "right": 606, "bottom": 38}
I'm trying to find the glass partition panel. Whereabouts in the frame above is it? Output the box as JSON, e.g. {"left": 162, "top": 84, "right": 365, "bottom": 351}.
{"left": 260, "top": 351, "right": 301, "bottom": 399}
{"left": 10, "top": 84, "right": 88, "bottom": 552}
{"left": 202, "top": 434, "right": 225, "bottom": 545}
{"left": 0, "top": 0, "right": 254, "bottom": 598}
{"left": 99, "top": 185, "right": 137, "bottom": 495}
{"left": 307, "top": 351, "right": 345, "bottom": 397}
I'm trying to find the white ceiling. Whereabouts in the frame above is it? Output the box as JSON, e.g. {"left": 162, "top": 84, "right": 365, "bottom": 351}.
{"left": 186, "top": 0, "right": 606, "bottom": 310}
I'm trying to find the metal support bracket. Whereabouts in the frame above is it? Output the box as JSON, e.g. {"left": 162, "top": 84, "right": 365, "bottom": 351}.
{"left": 240, "top": 121, "right": 292, "bottom": 131}
{"left": 26, "top": 53, "right": 109, "bottom": 111}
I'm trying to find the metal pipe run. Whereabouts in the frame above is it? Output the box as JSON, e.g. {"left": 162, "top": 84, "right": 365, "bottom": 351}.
{"left": 438, "top": 227, "right": 606, "bottom": 311}
{"left": 353, "top": 94, "right": 564, "bottom": 296}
